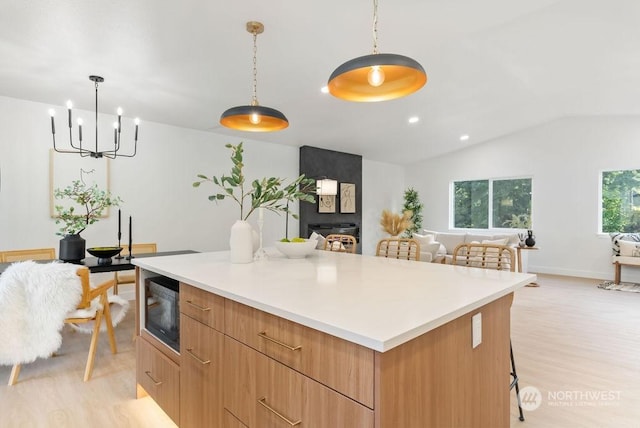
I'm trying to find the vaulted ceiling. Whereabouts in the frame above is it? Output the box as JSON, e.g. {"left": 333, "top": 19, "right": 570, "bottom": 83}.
{"left": 2, "top": 0, "right": 638, "bottom": 165}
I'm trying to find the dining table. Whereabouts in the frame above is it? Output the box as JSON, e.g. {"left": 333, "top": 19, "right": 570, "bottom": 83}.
{"left": 0, "top": 250, "right": 196, "bottom": 275}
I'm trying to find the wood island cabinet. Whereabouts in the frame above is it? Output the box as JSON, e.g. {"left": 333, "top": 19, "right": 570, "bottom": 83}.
{"left": 136, "top": 338, "right": 180, "bottom": 424}
{"left": 134, "top": 255, "right": 525, "bottom": 428}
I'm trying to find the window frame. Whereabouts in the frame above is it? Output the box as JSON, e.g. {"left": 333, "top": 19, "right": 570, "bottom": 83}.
{"left": 599, "top": 168, "right": 640, "bottom": 234}
{"left": 449, "top": 175, "right": 533, "bottom": 231}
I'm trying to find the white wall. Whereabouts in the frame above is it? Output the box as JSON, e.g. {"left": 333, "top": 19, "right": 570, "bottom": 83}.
{"left": 0, "top": 96, "right": 405, "bottom": 258}
{"left": 405, "top": 116, "right": 640, "bottom": 281}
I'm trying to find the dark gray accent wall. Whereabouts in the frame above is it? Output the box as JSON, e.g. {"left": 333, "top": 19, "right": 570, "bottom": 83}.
{"left": 299, "top": 146, "right": 363, "bottom": 253}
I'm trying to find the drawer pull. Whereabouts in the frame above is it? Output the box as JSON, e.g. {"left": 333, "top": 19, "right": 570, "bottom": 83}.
{"left": 257, "top": 397, "right": 301, "bottom": 426}
{"left": 257, "top": 332, "right": 302, "bottom": 351}
{"left": 185, "top": 299, "right": 211, "bottom": 312}
{"left": 144, "top": 371, "right": 162, "bottom": 386}
{"left": 186, "top": 348, "right": 211, "bottom": 365}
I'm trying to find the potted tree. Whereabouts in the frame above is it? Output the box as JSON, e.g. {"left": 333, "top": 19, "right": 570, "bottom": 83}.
{"left": 193, "top": 142, "right": 316, "bottom": 263}
{"left": 402, "top": 187, "right": 423, "bottom": 238}
{"left": 54, "top": 180, "right": 122, "bottom": 261}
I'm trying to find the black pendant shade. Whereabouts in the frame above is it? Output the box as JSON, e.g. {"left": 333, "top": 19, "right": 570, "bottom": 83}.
{"left": 220, "top": 105, "right": 288, "bottom": 132}
{"left": 328, "top": 53, "right": 427, "bottom": 102}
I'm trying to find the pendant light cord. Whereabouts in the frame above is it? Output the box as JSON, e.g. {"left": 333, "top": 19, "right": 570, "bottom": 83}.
{"left": 372, "top": 0, "right": 379, "bottom": 55}
{"left": 251, "top": 30, "right": 259, "bottom": 106}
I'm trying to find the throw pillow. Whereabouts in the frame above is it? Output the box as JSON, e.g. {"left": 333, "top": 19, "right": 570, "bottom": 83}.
{"left": 619, "top": 240, "right": 640, "bottom": 257}
{"left": 413, "top": 233, "right": 435, "bottom": 247}
{"left": 611, "top": 233, "right": 640, "bottom": 255}
{"left": 309, "top": 232, "right": 326, "bottom": 250}
{"left": 482, "top": 238, "right": 508, "bottom": 246}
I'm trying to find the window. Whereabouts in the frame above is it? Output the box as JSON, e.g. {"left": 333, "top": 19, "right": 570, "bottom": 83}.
{"left": 452, "top": 178, "right": 532, "bottom": 229}
{"left": 601, "top": 169, "right": 640, "bottom": 233}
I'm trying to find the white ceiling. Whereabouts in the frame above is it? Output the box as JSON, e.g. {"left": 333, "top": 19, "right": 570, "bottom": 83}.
{"left": 2, "top": 0, "right": 639, "bottom": 165}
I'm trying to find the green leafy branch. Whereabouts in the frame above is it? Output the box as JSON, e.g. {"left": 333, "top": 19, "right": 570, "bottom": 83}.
{"left": 193, "top": 142, "right": 316, "bottom": 221}
{"left": 54, "top": 180, "right": 122, "bottom": 236}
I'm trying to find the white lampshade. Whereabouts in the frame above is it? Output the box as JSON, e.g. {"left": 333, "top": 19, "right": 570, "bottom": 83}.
{"left": 316, "top": 179, "right": 338, "bottom": 196}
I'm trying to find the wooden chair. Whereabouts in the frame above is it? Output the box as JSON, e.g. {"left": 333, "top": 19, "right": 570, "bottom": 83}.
{"left": 451, "top": 243, "right": 515, "bottom": 271}
{"left": 323, "top": 234, "right": 357, "bottom": 253}
{"left": 113, "top": 243, "right": 157, "bottom": 294}
{"left": 375, "top": 238, "right": 421, "bottom": 261}
{"left": 1, "top": 248, "right": 56, "bottom": 263}
{"left": 9, "top": 267, "right": 117, "bottom": 385}
{"left": 451, "top": 242, "right": 524, "bottom": 421}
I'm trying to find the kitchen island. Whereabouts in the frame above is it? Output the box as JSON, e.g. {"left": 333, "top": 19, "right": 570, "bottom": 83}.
{"left": 133, "top": 249, "right": 535, "bottom": 427}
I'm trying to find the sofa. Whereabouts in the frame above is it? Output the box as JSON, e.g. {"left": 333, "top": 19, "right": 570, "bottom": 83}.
{"left": 414, "top": 229, "right": 521, "bottom": 263}
{"left": 610, "top": 233, "right": 640, "bottom": 284}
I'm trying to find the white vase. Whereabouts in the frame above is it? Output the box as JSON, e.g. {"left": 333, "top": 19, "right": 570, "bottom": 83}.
{"left": 230, "top": 220, "right": 254, "bottom": 264}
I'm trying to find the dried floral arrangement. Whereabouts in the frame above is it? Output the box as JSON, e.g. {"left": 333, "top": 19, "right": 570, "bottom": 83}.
{"left": 380, "top": 209, "right": 413, "bottom": 237}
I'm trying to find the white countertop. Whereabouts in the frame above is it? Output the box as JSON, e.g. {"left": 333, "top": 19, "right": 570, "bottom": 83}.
{"left": 133, "top": 249, "right": 535, "bottom": 352}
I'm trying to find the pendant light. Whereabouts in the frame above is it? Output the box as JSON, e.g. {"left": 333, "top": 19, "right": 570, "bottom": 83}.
{"left": 328, "top": 0, "right": 427, "bottom": 102}
{"left": 220, "top": 21, "right": 289, "bottom": 132}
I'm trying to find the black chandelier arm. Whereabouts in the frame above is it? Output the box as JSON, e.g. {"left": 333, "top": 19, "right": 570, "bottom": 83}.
{"left": 49, "top": 75, "right": 140, "bottom": 159}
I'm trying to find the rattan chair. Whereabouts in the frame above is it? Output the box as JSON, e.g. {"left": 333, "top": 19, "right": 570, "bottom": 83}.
{"left": 451, "top": 242, "right": 524, "bottom": 422}
{"left": 451, "top": 243, "right": 515, "bottom": 271}
{"left": 0, "top": 248, "right": 56, "bottom": 263}
{"left": 375, "top": 238, "right": 421, "bottom": 261}
{"left": 324, "top": 234, "right": 357, "bottom": 253}
{"left": 113, "top": 243, "right": 157, "bottom": 294}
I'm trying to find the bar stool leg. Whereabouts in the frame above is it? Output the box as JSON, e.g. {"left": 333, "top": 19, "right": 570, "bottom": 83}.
{"left": 510, "top": 340, "right": 525, "bottom": 421}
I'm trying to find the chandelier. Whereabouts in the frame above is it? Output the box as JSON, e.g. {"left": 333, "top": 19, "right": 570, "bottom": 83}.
{"left": 49, "top": 75, "right": 140, "bottom": 158}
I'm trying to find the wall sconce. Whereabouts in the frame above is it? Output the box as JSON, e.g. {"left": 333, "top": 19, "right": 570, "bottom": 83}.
{"left": 316, "top": 179, "right": 338, "bottom": 196}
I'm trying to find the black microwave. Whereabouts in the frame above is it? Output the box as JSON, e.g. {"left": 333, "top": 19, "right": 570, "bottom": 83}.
{"left": 145, "top": 275, "right": 180, "bottom": 352}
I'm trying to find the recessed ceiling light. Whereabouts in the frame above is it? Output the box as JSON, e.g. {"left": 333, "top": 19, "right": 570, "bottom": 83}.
{"left": 408, "top": 116, "right": 419, "bottom": 124}
{"left": 320, "top": 85, "right": 329, "bottom": 94}
{"left": 460, "top": 134, "right": 470, "bottom": 141}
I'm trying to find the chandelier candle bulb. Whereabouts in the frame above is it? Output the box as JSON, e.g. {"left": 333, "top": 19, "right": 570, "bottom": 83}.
{"left": 67, "top": 101, "right": 72, "bottom": 128}
{"left": 49, "top": 110, "right": 55, "bottom": 134}
{"left": 134, "top": 119, "right": 139, "bottom": 141}
{"left": 78, "top": 119, "right": 83, "bottom": 142}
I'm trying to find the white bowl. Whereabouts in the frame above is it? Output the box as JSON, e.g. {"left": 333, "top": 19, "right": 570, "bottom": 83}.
{"left": 274, "top": 239, "right": 317, "bottom": 258}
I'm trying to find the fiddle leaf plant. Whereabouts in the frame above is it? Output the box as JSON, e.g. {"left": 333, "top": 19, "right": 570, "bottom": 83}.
{"left": 54, "top": 180, "right": 122, "bottom": 236}
{"left": 193, "top": 142, "right": 316, "bottom": 221}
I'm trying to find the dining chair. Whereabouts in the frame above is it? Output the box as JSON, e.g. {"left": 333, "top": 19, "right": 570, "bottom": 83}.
{"left": 4, "top": 263, "right": 118, "bottom": 385}
{"left": 451, "top": 243, "right": 515, "bottom": 271}
{"left": 0, "top": 247, "right": 56, "bottom": 263}
{"left": 113, "top": 243, "right": 157, "bottom": 294}
{"left": 375, "top": 238, "right": 421, "bottom": 261}
{"left": 451, "top": 242, "right": 525, "bottom": 422}
{"left": 324, "top": 234, "right": 357, "bottom": 253}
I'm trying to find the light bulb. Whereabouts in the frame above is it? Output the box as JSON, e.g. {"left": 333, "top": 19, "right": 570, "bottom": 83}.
{"left": 117, "top": 107, "right": 123, "bottom": 116}
{"left": 77, "top": 118, "right": 83, "bottom": 126}
{"left": 113, "top": 122, "right": 119, "bottom": 129}
{"left": 367, "top": 66, "right": 385, "bottom": 87}
{"left": 134, "top": 118, "right": 140, "bottom": 125}
{"left": 249, "top": 112, "right": 261, "bottom": 125}
{"left": 66, "top": 100, "right": 73, "bottom": 109}
{"left": 48, "top": 109, "right": 55, "bottom": 117}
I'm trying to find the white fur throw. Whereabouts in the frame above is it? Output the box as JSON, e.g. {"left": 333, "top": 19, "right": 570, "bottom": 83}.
{"left": 0, "top": 261, "right": 82, "bottom": 365}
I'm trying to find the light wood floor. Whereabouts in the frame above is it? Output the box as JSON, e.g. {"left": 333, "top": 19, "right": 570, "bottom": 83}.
{"left": 1, "top": 274, "right": 638, "bottom": 427}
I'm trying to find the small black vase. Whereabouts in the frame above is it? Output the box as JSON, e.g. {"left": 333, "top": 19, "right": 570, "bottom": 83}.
{"left": 59, "top": 234, "right": 86, "bottom": 261}
{"left": 525, "top": 230, "right": 536, "bottom": 247}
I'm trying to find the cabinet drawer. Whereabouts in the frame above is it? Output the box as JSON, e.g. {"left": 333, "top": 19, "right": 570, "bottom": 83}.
{"left": 137, "top": 338, "right": 180, "bottom": 424}
{"left": 224, "top": 409, "right": 249, "bottom": 428}
{"left": 180, "top": 283, "right": 224, "bottom": 330}
{"left": 224, "top": 336, "right": 374, "bottom": 428}
{"left": 180, "top": 314, "right": 224, "bottom": 428}
{"left": 225, "top": 299, "right": 374, "bottom": 408}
